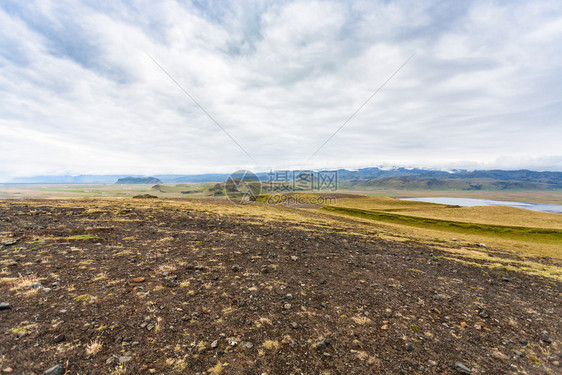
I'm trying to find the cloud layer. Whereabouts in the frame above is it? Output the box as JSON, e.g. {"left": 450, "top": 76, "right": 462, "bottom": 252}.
{"left": 1, "top": 0, "right": 561, "bottom": 180}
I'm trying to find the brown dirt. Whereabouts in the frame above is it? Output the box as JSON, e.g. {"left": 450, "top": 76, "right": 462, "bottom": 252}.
{"left": 0, "top": 199, "right": 560, "bottom": 374}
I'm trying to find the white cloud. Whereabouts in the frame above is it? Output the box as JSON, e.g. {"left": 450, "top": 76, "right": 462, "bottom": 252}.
{"left": 1, "top": 0, "right": 561, "bottom": 181}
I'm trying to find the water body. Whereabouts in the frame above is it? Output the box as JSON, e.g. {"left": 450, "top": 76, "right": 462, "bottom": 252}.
{"left": 398, "top": 197, "right": 562, "bottom": 214}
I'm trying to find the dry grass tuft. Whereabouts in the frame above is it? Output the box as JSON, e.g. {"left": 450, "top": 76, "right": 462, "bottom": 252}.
{"left": 86, "top": 339, "right": 103, "bottom": 356}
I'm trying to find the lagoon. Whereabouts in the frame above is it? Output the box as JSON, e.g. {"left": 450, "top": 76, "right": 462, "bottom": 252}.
{"left": 398, "top": 197, "right": 562, "bottom": 214}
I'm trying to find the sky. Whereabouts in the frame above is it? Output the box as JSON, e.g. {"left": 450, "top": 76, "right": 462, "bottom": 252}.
{"left": 1, "top": 0, "right": 562, "bottom": 181}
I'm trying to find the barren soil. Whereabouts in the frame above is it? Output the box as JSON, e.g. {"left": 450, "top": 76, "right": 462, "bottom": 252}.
{"left": 0, "top": 199, "right": 560, "bottom": 374}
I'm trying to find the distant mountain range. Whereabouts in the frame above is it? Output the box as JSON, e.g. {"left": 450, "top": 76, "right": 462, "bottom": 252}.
{"left": 4, "top": 168, "right": 562, "bottom": 190}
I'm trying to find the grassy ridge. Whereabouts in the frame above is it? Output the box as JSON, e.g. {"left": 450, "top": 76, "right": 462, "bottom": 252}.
{"left": 322, "top": 205, "right": 562, "bottom": 244}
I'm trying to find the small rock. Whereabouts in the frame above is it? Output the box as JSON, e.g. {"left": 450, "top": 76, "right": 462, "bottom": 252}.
{"left": 519, "top": 339, "right": 528, "bottom": 346}
{"left": 451, "top": 238, "right": 459, "bottom": 241}
{"left": 119, "top": 355, "right": 132, "bottom": 364}
{"left": 284, "top": 303, "right": 292, "bottom": 310}
{"left": 514, "top": 350, "right": 523, "bottom": 357}
{"left": 323, "top": 352, "right": 331, "bottom": 357}
{"left": 285, "top": 294, "right": 293, "bottom": 300}
{"left": 231, "top": 265, "right": 240, "bottom": 272}
{"left": 2, "top": 367, "right": 12, "bottom": 373}
{"left": 405, "top": 256, "right": 411, "bottom": 261}
{"left": 43, "top": 288, "right": 52, "bottom": 293}
{"left": 428, "top": 360, "right": 437, "bottom": 366}
{"left": 317, "top": 338, "right": 330, "bottom": 350}
{"left": 501, "top": 276, "right": 510, "bottom": 282}
{"left": 171, "top": 275, "right": 178, "bottom": 280}
{"left": 291, "top": 322, "right": 298, "bottom": 329}
{"left": 211, "top": 340, "right": 218, "bottom": 349}
{"left": 2, "top": 240, "right": 17, "bottom": 246}
{"left": 186, "top": 264, "right": 194, "bottom": 270}
{"left": 405, "top": 343, "right": 414, "bottom": 352}
{"left": 241, "top": 341, "right": 253, "bottom": 349}
{"left": 54, "top": 334, "right": 65, "bottom": 343}
{"left": 43, "top": 364, "right": 64, "bottom": 375}
{"left": 478, "top": 311, "right": 489, "bottom": 318}
{"left": 0, "top": 302, "right": 11, "bottom": 311}
{"left": 130, "top": 277, "right": 145, "bottom": 283}
{"left": 541, "top": 331, "right": 552, "bottom": 344}
{"left": 454, "top": 361, "right": 472, "bottom": 374}
{"left": 30, "top": 281, "right": 43, "bottom": 289}
{"left": 460, "top": 322, "right": 467, "bottom": 328}
{"left": 290, "top": 256, "right": 298, "bottom": 261}
{"left": 162, "top": 272, "right": 169, "bottom": 277}
{"left": 106, "top": 356, "right": 117, "bottom": 365}
{"left": 479, "top": 243, "right": 487, "bottom": 248}
{"left": 228, "top": 339, "right": 237, "bottom": 346}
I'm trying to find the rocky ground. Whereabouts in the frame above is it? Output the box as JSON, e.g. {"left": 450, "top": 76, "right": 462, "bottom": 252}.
{"left": 0, "top": 199, "right": 560, "bottom": 374}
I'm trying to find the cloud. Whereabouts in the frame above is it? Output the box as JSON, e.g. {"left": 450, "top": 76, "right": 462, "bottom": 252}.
{"left": 0, "top": 0, "right": 561, "bottom": 181}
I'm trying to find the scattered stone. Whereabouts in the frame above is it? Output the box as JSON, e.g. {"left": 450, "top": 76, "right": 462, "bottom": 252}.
{"left": 460, "top": 322, "right": 467, "bottom": 328}
{"left": 171, "top": 275, "right": 178, "bottom": 280}
{"left": 119, "top": 355, "right": 132, "bottom": 364}
{"left": 479, "top": 243, "right": 487, "bottom": 248}
{"left": 228, "top": 339, "right": 237, "bottom": 346}
{"left": 0, "top": 302, "right": 11, "bottom": 311}
{"left": 285, "top": 294, "right": 293, "bottom": 300}
{"left": 284, "top": 303, "right": 292, "bottom": 310}
{"left": 405, "top": 256, "right": 412, "bottom": 261}
{"left": 2, "top": 367, "right": 12, "bottom": 373}
{"left": 130, "top": 277, "right": 145, "bottom": 283}
{"left": 514, "top": 350, "right": 523, "bottom": 357}
{"left": 541, "top": 331, "right": 552, "bottom": 344}
{"left": 211, "top": 340, "right": 218, "bottom": 349}
{"left": 405, "top": 343, "right": 414, "bottom": 352}
{"left": 291, "top": 256, "right": 298, "bottom": 261}
{"left": 162, "top": 272, "right": 169, "bottom": 277}
{"left": 2, "top": 240, "right": 17, "bottom": 246}
{"left": 42, "top": 364, "right": 64, "bottom": 375}
{"left": 231, "top": 265, "right": 240, "bottom": 272}
{"left": 241, "top": 341, "right": 254, "bottom": 349}
{"left": 428, "top": 360, "right": 437, "bottom": 366}
{"left": 106, "top": 356, "right": 117, "bottom": 365}
{"left": 43, "top": 288, "right": 52, "bottom": 293}
{"left": 317, "top": 338, "right": 330, "bottom": 350}
{"left": 30, "top": 281, "right": 43, "bottom": 289}
{"left": 451, "top": 238, "right": 459, "bottom": 241}
{"left": 186, "top": 264, "right": 194, "bottom": 270}
{"left": 454, "top": 361, "right": 472, "bottom": 374}
{"left": 519, "top": 339, "right": 528, "bottom": 346}
{"left": 478, "top": 311, "right": 489, "bottom": 318}
{"left": 501, "top": 276, "right": 510, "bottom": 282}
{"left": 54, "top": 334, "right": 65, "bottom": 343}
{"left": 291, "top": 322, "right": 298, "bottom": 329}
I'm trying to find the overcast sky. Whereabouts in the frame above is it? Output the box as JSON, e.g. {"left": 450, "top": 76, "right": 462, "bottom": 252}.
{"left": 1, "top": 0, "right": 561, "bottom": 181}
